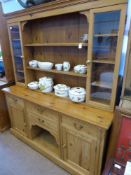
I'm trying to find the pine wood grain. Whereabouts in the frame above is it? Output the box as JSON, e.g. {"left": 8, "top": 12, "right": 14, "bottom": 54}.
{"left": 3, "top": 85, "right": 113, "bottom": 129}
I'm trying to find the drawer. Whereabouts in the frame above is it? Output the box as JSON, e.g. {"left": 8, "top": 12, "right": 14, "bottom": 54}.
{"left": 62, "top": 114, "right": 100, "bottom": 139}
{"left": 26, "top": 102, "right": 60, "bottom": 139}
{"left": 6, "top": 95, "right": 24, "bottom": 108}
{"left": 27, "top": 111, "right": 59, "bottom": 132}
{"left": 26, "top": 102, "right": 59, "bottom": 123}
{"left": 27, "top": 112, "right": 60, "bottom": 144}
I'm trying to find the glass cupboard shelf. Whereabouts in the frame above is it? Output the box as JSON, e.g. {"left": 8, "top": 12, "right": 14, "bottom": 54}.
{"left": 94, "top": 33, "right": 118, "bottom": 37}
{"left": 91, "top": 96, "right": 111, "bottom": 105}
{"left": 17, "top": 70, "right": 24, "bottom": 73}
{"left": 91, "top": 81, "right": 112, "bottom": 89}
{"left": 93, "top": 59, "right": 115, "bottom": 64}
{"left": 27, "top": 67, "right": 87, "bottom": 78}
{"left": 12, "top": 39, "right": 21, "bottom": 41}
{"left": 24, "top": 43, "right": 88, "bottom": 47}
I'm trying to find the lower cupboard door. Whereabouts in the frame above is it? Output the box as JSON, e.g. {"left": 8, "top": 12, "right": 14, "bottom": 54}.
{"left": 62, "top": 129, "right": 97, "bottom": 175}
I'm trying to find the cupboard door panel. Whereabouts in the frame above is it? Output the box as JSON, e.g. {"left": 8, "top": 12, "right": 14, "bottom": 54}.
{"left": 6, "top": 95, "right": 26, "bottom": 136}
{"left": 62, "top": 127, "right": 97, "bottom": 175}
{"left": 87, "top": 5, "right": 126, "bottom": 110}
{"left": 67, "top": 133, "right": 90, "bottom": 170}
{"left": 10, "top": 106, "right": 26, "bottom": 135}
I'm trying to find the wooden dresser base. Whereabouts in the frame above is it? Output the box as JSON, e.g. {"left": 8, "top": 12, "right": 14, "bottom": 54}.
{"left": 11, "top": 128, "right": 86, "bottom": 175}
{"left": 3, "top": 86, "right": 114, "bottom": 175}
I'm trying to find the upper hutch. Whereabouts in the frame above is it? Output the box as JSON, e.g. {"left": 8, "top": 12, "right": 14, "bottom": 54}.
{"left": 3, "top": 1, "right": 127, "bottom": 175}
{"left": 6, "top": 0, "right": 127, "bottom": 111}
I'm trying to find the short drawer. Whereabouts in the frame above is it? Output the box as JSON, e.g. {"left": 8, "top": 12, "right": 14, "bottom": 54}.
{"left": 26, "top": 102, "right": 60, "bottom": 140}
{"left": 27, "top": 111, "right": 59, "bottom": 132}
{"left": 27, "top": 111, "right": 60, "bottom": 144}
{"left": 26, "top": 102, "right": 59, "bottom": 122}
{"left": 6, "top": 95, "right": 24, "bottom": 108}
{"left": 62, "top": 114, "right": 100, "bottom": 139}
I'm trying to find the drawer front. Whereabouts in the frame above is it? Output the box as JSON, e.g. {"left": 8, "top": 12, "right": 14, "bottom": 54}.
{"left": 26, "top": 102, "right": 59, "bottom": 123}
{"left": 27, "top": 111, "right": 59, "bottom": 134}
{"left": 26, "top": 102, "right": 60, "bottom": 143}
{"left": 62, "top": 114, "right": 100, "bottom": 139}
{"left": 6, "top": 95, "right": 24, "bottom": 108}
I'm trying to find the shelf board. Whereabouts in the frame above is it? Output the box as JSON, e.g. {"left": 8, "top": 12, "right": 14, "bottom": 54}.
{"left": 26, "top": 67, "right": 87, "bottom": 78}
{"left": 93, "top": 59, "right": 115, "bottom": 64}
{"left": 95, "top": 20, "right": 119, "bottom": 24}
{"left": 94, "top": 33, "right": 118, "bottom": 37}
{"left": 12, "top": 39, "right": 20, "bottom": 41}
{"left": 24, "top": 43, "right": 88, "bottom": 47}
{"left": 17, "top": 69, "right": 24, "bottom": 73}
{"left": 93, "top": 45, "right": 116, "bottom": 49}
{"left": 91, "top": 81, "right": 112, "bottom": 89}
{"left": 33, "top": 132, "right": 59, "bottom": 156}
{"left": 29, "top": 89, "right": 86, "bottom": 105}
{"left": 91, "top": 97, "right": 110, "bottom": 105}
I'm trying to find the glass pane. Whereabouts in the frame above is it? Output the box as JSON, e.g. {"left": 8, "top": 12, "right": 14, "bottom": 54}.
{"left": 9, "top": 25, "right": 25, "bottom": 83}
{"left": 93, "top": 36, "right": 117, "bottom": 62}
{"left": 90, "top": 63, "right": 114, "bottom": 104}
{"left": 89, "top": 10, "right": 121, "bottom": 105}
{"left": 94, "top": 10, "right": 120, "bottom": 35}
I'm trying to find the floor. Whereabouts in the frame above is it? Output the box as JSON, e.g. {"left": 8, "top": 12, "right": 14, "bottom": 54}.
{"left": 0, "top": 131, "right": 69, "bottom": 175}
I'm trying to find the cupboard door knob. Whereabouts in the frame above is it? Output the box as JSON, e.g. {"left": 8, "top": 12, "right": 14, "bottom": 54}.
{"left": 74, "top": 123, "right": 83, "bottom": 130}
{"left": 62, "top": 144, "right": 66, "bottom": 148}
{"left": 37, "top": 106, "right": 44, "bottom": 113}
{"left": 24, "top": 123, "right": 27, "bottom": 127}
{"left": 86, "top": 60, "right": 92, "bottom": 64}
{"left": 41, "top": 120, "right": 45, "bottom": 123}
{"left": 14, "top": 99, "right": 18, "bottom": 103}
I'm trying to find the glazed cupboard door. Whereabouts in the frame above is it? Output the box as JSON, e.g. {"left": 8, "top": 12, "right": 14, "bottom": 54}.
{"left": 62, "top": 127, "right": 97, "bottom": 175}
{"left": 8, "top": 24, "right": 25, "bottom": 85}
{"left": 87, "top": 5, "right": 126, "bottom": 110}
{"left": 6, "top": 95, "right": 26, "bottom": 136}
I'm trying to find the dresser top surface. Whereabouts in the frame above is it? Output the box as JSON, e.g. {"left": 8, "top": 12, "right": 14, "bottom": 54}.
{"left": 3, "top": 85, "right": 114, "bottom": 130}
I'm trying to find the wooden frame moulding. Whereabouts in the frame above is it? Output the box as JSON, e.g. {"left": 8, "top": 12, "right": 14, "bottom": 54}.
{"left": 86, "top": 4, "right": 127, "bottom": 111}
{"left": 5, "top": 0, "right": 127, "bottom": 24}
{"left": 7, "top": 22, "right": 25, "bottom": 86}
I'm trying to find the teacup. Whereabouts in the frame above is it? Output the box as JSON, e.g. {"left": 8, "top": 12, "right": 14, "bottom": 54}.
{"left": 55, "top": 64, "right": 63, "bottom": 71}
{"left": 63, "top": 61, "right": 70, "bottom": 72}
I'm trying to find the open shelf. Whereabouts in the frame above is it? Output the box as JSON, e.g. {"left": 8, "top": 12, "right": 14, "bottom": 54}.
{"left": 28, "top": 88, "right": 86, "bottom": 105}
{"left": 31, "top": 127, "right": 59, "bottom": 156}
{"left": 24, "top": 43, "right": 88, "bottom": 47}
{"left": 91, "top": 81, "right": 112, "bottom": 89}
{"left": 94, "top": 33, "right": 118, "bottom": 37}
{"left": 93, "top": 59, "right": 115, "bottom": 64}
{"left": 26, "top": 66, "right": 87, "bottom": 78}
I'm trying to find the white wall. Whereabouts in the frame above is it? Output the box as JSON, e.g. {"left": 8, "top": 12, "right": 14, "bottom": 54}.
{"left": 1, "top": 0, "right": 23, "bottom": 13}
